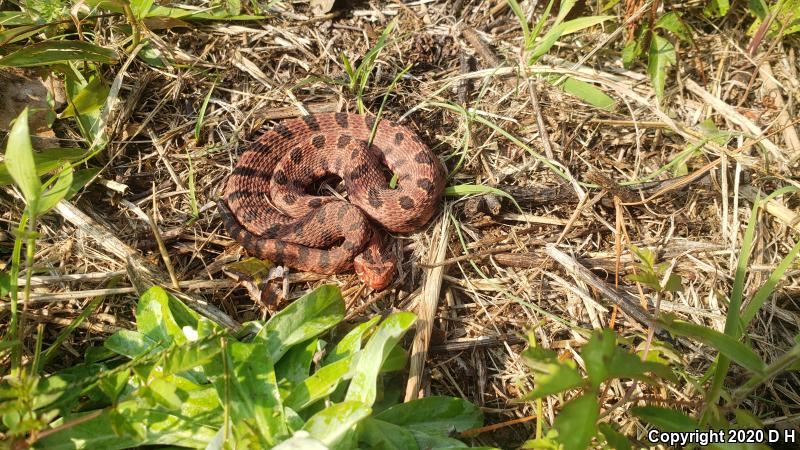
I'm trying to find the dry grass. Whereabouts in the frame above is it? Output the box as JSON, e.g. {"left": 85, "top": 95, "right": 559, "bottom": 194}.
{"left": 2, "top": 0, "right": 800, "bottom": 447}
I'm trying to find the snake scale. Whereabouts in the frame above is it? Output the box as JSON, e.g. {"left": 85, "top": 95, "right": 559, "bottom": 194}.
{"left": 218, "top": 112, "right": 446, "bottom": 289}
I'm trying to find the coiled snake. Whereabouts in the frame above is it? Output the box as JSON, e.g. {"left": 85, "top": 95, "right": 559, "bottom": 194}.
{"left": 218, "top": 112, "right": 446, "bottom": 289}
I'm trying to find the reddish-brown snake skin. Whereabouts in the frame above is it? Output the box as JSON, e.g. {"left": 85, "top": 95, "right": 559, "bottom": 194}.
{"left": 218, "top": 112, "right": 446, "bottom": 289}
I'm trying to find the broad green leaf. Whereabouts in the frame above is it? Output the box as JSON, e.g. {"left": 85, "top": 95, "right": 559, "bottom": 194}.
{"left": 273, "top": 432, "right": 328, "bottom": 450}
{"left": 130, "top": 0, "right": 155, "bottom": 19}
{"left": 359, "top": 418, "right": 419, "bottom": 450}
{"left": 621, "top": 40, "right": 640, "bottom": 68}
{"left": 0, "top": 148, "right": 86, "bottom": 186}
{"left": 647, "top": 34, "right": 676, "bottom": 103}
{"left": 554, "top": 0, "right": 577, "bottom": 23}
{"left": 559, "top": 77, "right": 615, "bottom": 111}
{"left": 83, "top": 0, "right": 264, "bottom": 20}
{"left": 554, "top": 394, "right": 598, "bottom": 450}
{"left": 303, "top": 401, "right": 371, "bottom": 447}
{"left": 37, "top": 165, "right": 73, "bottom": 214}
{"left": 529, "top": 24, "right": 564, "bottom": 62}
{"left": 256, "top": 284, "right": 345, "bottom": 362}
{"left": 275, "top": 338, "right": 318, "bottom": 395}
{"left": 581, "top": 329, "right": 616, "bottom": 388}
{"left": 323, "top": 316, "right": 380, "bottom": 366}
{"left": 658, "top": 317, "right": 766, "bottom": 374}
{"left": 136, "top": 286, "right": 184, "bottom": 345}
{"left": 655, "top": 12, "right": 692, "bottom": 42}
{"left": 104, "top": 329, "right": 158, "bottom": 357}
{"left": 0, "top": 41, "right": 118, "bottom": 67}
{"left": 375, "top": 396, "right": 483, "bottom": 436}
{"left": 345, "top": 312, "right": 415, "bottom": 406}
{"left": 599, "top": 423, "right": 631, "bottom": 450}
{"left": 33, "top": 399, "right": 218, "bottom": 449}
{"left": 517, "top": 347, "right": 583, "bottom": 400}
{"left": 284, "top": 354, "right": 358, "bottom": 411}
{"left": 205, "top": 341, "right": 287, "bottom": 447}
{"left": 64, "top": 66, "right": 108, "bottom": 149}
{"left": 704, "top": 0, "right": 731, "bottom": 17}
{"left": 631, "top": 406, "right": 697, "bottom": 432}
{"left": 4, "top": 108, "right": 40, "bottom": 205}
{"left": 60, "top": 76, "right": 110, "bottom": 119}
{"left": 66, "top": 168, "right": 101, "bottom": 200}
{"left": 161, "top": 333, "right": 222, "bottom": 376}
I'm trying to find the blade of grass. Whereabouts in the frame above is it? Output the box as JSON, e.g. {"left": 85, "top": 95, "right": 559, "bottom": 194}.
{"left": 195, "top": 80, "right": 216, "bottom": 141}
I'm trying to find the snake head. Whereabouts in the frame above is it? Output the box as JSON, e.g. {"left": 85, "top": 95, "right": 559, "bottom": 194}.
{"left": 353, "top": 241, "right": 396, "bottom": 290}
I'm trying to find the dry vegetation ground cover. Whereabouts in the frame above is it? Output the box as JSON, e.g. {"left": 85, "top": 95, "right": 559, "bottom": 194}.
{"left": 2, "top": 0, "right": 800, "bottom": 448}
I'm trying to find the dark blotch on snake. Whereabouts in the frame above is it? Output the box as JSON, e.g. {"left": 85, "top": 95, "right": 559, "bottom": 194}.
{"left": 399, "top": 196, "right": 414, "bottom": 210}
{"left": 337, "top": 135, "right": 351, "bottom": 148}
{"left": 335, "top": 113, "right": 348, "bottom": 128}
{"left": 274, "top": 170, "right": 288, "bottom": 185}
{"left": 303, "top": 115, "right": 320, "bottom": 131}
{"left": 350, "top": 164, "right": 369, "bottom": 181}
{"left": 417, "top": 178, "right": 434, "bottom": 193}
{"left": 290, "top": 147, "right": 303, "bottom": 164}
{"left": 284, "top": 193, "right": 297, "bottom": 205}
{"left": 312, "top": 135, "right": 325, "bottom": 149}
{"left": 273, "top": 124, "right": 293, "bottom": 139}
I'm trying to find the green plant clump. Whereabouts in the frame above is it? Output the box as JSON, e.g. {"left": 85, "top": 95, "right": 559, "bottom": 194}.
{"left": 1, "top": 284, "right": 495, "bottom": 449}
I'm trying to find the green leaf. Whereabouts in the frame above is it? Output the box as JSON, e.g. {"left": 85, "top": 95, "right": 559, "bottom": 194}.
{"left": 302, "top": 401, "right": 371, "bottom": 448}
{"left": 66, "top": 168, "right": 101, "bottom": 200}
{"left": 345, "top": 312, "right": 416, "bottom": 406}
{"left": 256, "top": 284, "right": 345, "bottom": 362}
{"left": 631, "top": 406, "right": 697, "bottom": 432}
{"left": 275, "top": 338, "right": 318, "bottom": 394}
{"left": 4, "top": 108, "right": 41, "bottom": 206}
{"left": 529, "top": 24, "right": 564, "bottom": 62}
{"left": 60, "top": 76, "right": 110, "bottom": 119}
{"left": 647, "top": 34, "right": 676, "bottom": 103}
{"left": 553, "top": 394, "right": 598, "bottom": 450}
{"left": 33, "top": 399, "right": 219, "bottom": 449}
{"left": 323, "top": 316, "right": 380, "bottom": 366}
{"left": 0, "top": 271, "right": 10, "bottom": 298}
{"left": 621, "top": 40, "right": 640, "bottom": 68}
{"left": 507, "top": 0, "right": 531, "bottom": 43}
{"left": 658, "top": 317, "right": 766, "bottom": 374}
{"left": 559, "top": 77, "right": 615, "bottom": 111}
{"left": 136, "top": 287, "right": 184, "bottom": 346}
{"left": 0, "top": 148, "right": 86, "bottom": 186}
{"left": 194, "top": 80, "right": 215, "bottom": 141}
{"left": 741, "top": 237, "right": 800, "bottom": 325}
{"left": 445, "top": 184, "right": 522, "bottom": 213}
{"left": 654, "top": 12, "right": 692, "bottom": 42}
{"left": 0, "top": 41, "right": 118, "bottom": 67}
{"left": 359, "top": 418, "right": 419, "bottom": 450}
{"left": 130, "top": 0, "right": 155, "bottom": 19}
{"left": 518, "top": 346, "right": 583, "bottom": 400}
{"left": 105, "top": 329, "right": 158, "bottom": 357}
{"left": 37, "top": 165, "right": 73, "bottom": 214}
{"left": 206, "top": 341, "right": 287, "bottom": 447}
{"left": 375, "top": 396, "right": 483, "bottom": 436}
{"left": 284, "top": 354, "right": 357, "bottom": 411}
{"left": 599, "top": 423, "right": 631, "bottom": 450}
{"left": 561, "top": 15, "right": 614, "bottom": 35}
{"left": 704, "top": 0, "right": 731, "bottom": 17}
